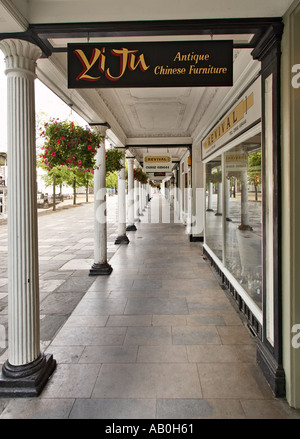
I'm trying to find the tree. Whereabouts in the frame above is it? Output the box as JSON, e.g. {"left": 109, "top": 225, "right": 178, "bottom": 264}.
{"left": 76, "top": 170, "right": 94, "bottom": 203}
{"left": 106, "top": 171, "right": 118, "bottom": 190}
{"left": 38, "top": 165, "right": 70, "bottom": 211}
{"left": 248, "top": 151, "right": 262, "bottom": 201}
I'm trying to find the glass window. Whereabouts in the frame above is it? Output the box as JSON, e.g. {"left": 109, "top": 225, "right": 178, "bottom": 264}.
{"left": 205, "top": 154, "right": 223, "bottom": 261}
{"left": 224, "top": 137, "right": 262, "bottom": 309}
{"left": 205, "top": 134, "right": 263, "bottom": 311}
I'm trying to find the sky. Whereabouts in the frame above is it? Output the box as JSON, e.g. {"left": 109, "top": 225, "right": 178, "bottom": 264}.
{"left": 0, "top": 56, "right": 87, "bottom": 153}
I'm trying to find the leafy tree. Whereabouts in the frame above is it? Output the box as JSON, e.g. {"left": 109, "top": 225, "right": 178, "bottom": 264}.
{"left": 106, "top": 171, "right": 118, "bottom": 189}
{"left": 38, "top": 165, "right": 70, "bottom": 210}
{"left": 76, "top": 170, "right": 94, "bottom": 203}
{"left": 248, "top": 151, "right": 262, "bottom": 201}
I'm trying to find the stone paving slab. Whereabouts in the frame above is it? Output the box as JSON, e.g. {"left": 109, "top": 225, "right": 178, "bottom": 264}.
{"left": 0, "top": 194, "right": 300, "bottom": 419}
{"left": 0, "top": 195, "right": 120, "bottom": 362}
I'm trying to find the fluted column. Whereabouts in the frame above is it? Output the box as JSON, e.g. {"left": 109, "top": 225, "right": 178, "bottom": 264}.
{"left": 0, "top": 39, "right": 56, "bottom": 396}
{"left": 239, "top": 169, "right": 252, "bottom": 231}
{"left": 126, "top": 157, "right": 136, "bottom": 231}
{"left": 207, "top": 182, "right": 213, "bottom": 211}
{"left": 134, "top": 166, "right": 140, "bottom": 222}
{"left": 115, "top": 151, "right": 129, "bottom": 244}
{"left": 89, "top": 123, "right": 112, "bottom": 275}
{"left": 139, "top": 181, "right": 144, "bottom": 216}
{"left": 215, "top": 182, "right": 222, "bottom": 216}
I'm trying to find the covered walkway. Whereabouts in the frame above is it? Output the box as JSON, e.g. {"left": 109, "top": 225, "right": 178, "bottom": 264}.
{"left": 1, "top": 194, "right": 299, "bottom": 419}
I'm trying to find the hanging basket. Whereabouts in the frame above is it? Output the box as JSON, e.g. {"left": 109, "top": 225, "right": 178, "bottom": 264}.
{"left": 134, "top": 168, "right": 148, "bottom": 184}
{"left": 39, "top": 118, "right": 103, "bottom": 173}
{"left": 105, "top": 148, "right": 124, "bottom": 174}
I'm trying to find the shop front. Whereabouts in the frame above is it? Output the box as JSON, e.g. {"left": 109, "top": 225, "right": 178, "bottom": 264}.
{"left": 201, "top": 60, "right": 285, "bottom": 397}
{"left": 203, "top": 76, "right": 262, "bottom": 333}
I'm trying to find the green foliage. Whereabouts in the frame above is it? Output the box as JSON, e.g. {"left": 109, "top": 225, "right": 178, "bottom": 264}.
{"left": 209, "top": 169, "right": 222, "bottom": 184}
{"left": 248, "top": 151, "right": 262, "bottom": 187}
{"left": 248, "top": 151, "right": 261, "bottom": 168}
{"left": 106, "top": 171, "right": 118, "bottom": 189}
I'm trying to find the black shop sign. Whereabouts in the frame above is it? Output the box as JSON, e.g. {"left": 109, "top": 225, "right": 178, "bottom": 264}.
{"left": 68, "top": 41, "right": 233, "bottom": 89}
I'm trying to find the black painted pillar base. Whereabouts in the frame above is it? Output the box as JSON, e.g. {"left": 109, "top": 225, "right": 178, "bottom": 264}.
{"left": 189, "top": 235, "right": 204, "bottom": 242}
{"left": 89, "top": 262, "right": 113, "bottom": 276}
{"left": 256, "top": 341, "right": 285, "bottom": 397}
{"left": 0, "top": 353, "right": 56, "bottom": 397}
{"left": 126, "top": 224, "right": 137, "bottom": 231}
{"left": 114, "top": 234, "right": 130, "bottom": 245}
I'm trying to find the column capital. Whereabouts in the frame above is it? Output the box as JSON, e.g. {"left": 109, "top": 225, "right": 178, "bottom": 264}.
{"left": 127, "top": 157, "right": 135, "bottom": 164}
{"left": 90, "top": 122, "right": 111, "bottom": 137}
{"left": 0, "top": 39, "right": 42, "bottom": 77}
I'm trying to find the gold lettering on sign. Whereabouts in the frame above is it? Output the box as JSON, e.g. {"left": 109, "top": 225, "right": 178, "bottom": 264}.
{"left": 74, "top": 48, "right": 103, "bottom": 81}
{"left": 74, "top": 47, "right": 150, "bottom": 82}
{"left": 203, "top": 93, "right": 254, "bottom": 149}
{"left": 105, "top": 49, "right": 150, "bottom": 81}
{"left": 144, "top": 156, "right": 171, "bottom": 163}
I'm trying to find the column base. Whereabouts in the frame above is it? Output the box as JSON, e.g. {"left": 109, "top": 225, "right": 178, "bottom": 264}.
{"left": 256, "top": 341, "right": 285, "bottom": 397}
{"left": 114, "top": 235, "right": 130, "bottom": 245}
{"left": 0, "top": 353, "right": 56, "bottom": 397}
{"left": 238, "top": 224, "right": 253, "bottom": 231}
{"left": 89, "top": 262, "right": 113, "bottom": 276}
{"left": 134, "top": 218, "right": 141, "bottom": 222}
{"left": 189, "top": 234, "right": 204, "bottom": 242}
{"left": 126, "top": 224, "right": 137, "bottom": 231}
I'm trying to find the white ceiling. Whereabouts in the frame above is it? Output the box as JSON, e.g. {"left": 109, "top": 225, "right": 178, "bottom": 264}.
{"left": 9, "top": 0, "right": 295, "bottom": 23}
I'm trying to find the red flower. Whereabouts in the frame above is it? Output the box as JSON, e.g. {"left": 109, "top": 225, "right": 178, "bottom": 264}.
{"left": 88, "top": 145, "right": 92, "bottom": 149}
{"left": 52, "top": 152, "right": 56, "bottom": 157}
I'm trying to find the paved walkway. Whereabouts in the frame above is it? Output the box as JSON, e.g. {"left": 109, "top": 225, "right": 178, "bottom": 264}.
{"left": 0, "top": 194, "right": 300, "bottom": 419}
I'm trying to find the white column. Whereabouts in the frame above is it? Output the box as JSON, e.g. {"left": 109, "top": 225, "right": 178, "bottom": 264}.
{"left": 0, "top": 39, "right": 56, "bottom": 396}
{"left": 134, "top": 170, "right": 140, "bottom": 221}
{"left": 215, "top": 182, "right": 222, "bottom": 216}
{"left": 115, "top": 151, "right": 129, "bottom": 244}
{"left": 139, "top": 181, "right": 144, "bottom": 216}
{"left": 207, "top": 182, "right": 213, "bottom": 211}
{"left": 225, "top": 177, "right": 231, "bottom": 221}
{"left": 126, "top": 157, "right": 137, "bottom": 231}
{"left": 90, "top": 124, "right": 112, "bottom": 275}
{"left": 239, "top": 170, "right": 252, "bottom": 230}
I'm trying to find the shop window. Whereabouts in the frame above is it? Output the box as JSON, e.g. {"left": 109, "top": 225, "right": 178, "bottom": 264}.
{"left": 205, "top": 134, "right": 262, "bottom": 311}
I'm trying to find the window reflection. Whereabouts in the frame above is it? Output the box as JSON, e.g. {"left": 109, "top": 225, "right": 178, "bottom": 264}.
{"left": 205, "top": 135, "right": 262, "bottom": 310}
{"left": 205, "top": 155, "right": 223, "bottom": 261}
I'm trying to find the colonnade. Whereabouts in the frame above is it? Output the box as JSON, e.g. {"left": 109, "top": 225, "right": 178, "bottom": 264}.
{"left": 0, "top": 38, "right": 151, "bottom": 396}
